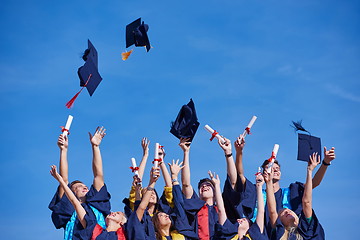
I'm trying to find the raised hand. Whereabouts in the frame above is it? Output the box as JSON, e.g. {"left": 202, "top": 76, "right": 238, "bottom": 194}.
{"left": 179, "top": 138, "right": 191, "bottom": 152}
{"left": 89, "top": 126, "right": 106, "bottom": 147}
{"left": 141, "top": 137, "right": 150, "bottom": 156}
{"left": 168, "top": 159, "right": 184, "bottom": 178}
{"left": 208, "top": 171, "right": 220, "bottom": 187}
{"left": 150, "top": 167, "right": 160, "bottom": 183}
{"left": 308, "top": 152, "right": 321, "bottom": 171}
{"left": 218, "top": 137, "right": 232, "bottom": 154}
{"left": 57, "top": 134, "right": 68, "bottom": 150}
{"left": 255, "top": 172, "right": 264, "bottom": 187}
{"left": 234, "top": 135, "right": 245, "bottom": 153}
{"left": 323, "top": 147, "right": 336, "bottom": 165}
{"left": 50, "top": 165, "right": 62, "bottom": 182}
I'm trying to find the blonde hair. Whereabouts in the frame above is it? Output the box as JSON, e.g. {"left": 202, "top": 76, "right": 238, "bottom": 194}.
{"left": 279, "top": 227, "right": 303, "bottom": 240}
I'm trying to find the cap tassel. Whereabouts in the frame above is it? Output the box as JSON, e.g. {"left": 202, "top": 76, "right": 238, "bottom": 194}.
{"left": 65, "top": 74, "right": 92, "bottom": 109}
{"left": 291, "top": 120, "right": 311, "bottom": 134}
{"left": 121, "top": 49, "right": 133, "bottom": 61}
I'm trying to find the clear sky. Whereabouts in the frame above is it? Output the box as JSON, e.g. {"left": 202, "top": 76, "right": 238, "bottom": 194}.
{"left": 0, "top": 0, "right": 359, "bottom": 239}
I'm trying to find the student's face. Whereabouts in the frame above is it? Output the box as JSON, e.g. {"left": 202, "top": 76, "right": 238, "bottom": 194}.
{"left": 106, "top": 211, "right": 127, "bottom": 225}
{"left": 149, "top": 190, "right": 157, "bottom": 204}
{"left": 237, "top": 218, "right": 250, "bottom": 232}
{"left": 199, "top": 182, "right": 214, "bottom": 199}
{"left": 279, "top": 208, "right": 298, "bottom": 227}
{"left": 157, "top": 212, "right": 172, "bottom": 226}
{"left": 71, "top": 183, "right": 89, "bottom": 199}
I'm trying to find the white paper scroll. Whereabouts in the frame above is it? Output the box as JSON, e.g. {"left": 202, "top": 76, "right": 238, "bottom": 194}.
{"left": 131, "top": 157, "right": 139, "bottom": 176}
{"left": 267, "top": 144, "right": 279, "bottom": 173}
{"left": 240, "top": 116, "right": 257, "bottom": 140}
{"left": 154, "top": 143, "right": 160, "bottom": 168}
{"left": 62, "top": 115, "right": 73, "bottom": 136}
{"left": 204, "top": 124, "right": 225, "bottom": 144}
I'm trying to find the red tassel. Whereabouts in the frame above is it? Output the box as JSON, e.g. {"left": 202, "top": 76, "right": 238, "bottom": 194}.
{"left": 65, "top": 74, "right": 92, "bottom": 109}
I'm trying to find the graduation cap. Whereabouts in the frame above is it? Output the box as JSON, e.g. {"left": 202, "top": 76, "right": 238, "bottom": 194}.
{"left": 66, "top": 40, "right": 103, "bottom": 108}
{"left": 170, "top": 99, "right": 200, "bottom": 142}
{"left": 122, "top": 18, "right": 151, "bottom": 60}
{"left": 291, "top": 120, "right": 321, "bottom": 162}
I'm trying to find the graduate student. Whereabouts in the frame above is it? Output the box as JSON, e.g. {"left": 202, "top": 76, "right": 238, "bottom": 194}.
{"left": 179, "top": 137, "right": 219, "bottom": 240}
{"left": 151, "top": 159, "right": 199, "bottom": 240}
{"left": 126, "top": 167, "right": 161, "bottom": 240}
{"left": 49, "top": 127, "right": 111, "bottom": 240}
{"left": 211, "top": 169, "right": 268, "bottom": 240}
{"left": 123, "top": 138, "right": 173, "bottom": 217}
{"left": 265, "top": 153, "right": 325, "bottom": 240}
{"left": 50, "top": 165, "right": 127, "bottom": 240}
{"left": 231, "top": 135, "right": 336, "bottom": 220}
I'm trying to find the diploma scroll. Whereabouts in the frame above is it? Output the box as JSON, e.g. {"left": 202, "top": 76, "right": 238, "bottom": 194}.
{"left": 204, "top": 124, "right": 225, "bottom": 144}
{"left": 240, "top": 116, "right": 257, "bottom": 141}
{"left": 61, "top": 115, "right": 73, "bottom": 136}
{"left": 266, "top": 144, "right": 279, "bottom": 173}
{"left": 130, "top": 157, "right": 139, "bottom": 176}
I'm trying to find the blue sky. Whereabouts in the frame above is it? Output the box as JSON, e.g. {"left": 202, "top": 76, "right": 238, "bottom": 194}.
{"left": 0, "top": 0, "right": 359, "bottom": 239}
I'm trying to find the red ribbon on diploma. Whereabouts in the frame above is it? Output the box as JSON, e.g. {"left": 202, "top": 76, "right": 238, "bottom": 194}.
{"left": 60, "top": 126, "right": 70, "bottom": 135}
{"left": 209, "top": 130, "right": 218, "bottom": 141}
{"left": 129, "top": 166, "right": 139, "bottom": 172}
{"left": 153, "top": 158, "right": 162, "bottom": 164}
{"left": 245, "top": 127, "right": 251, "bottom": 135}
{"left": 268, "top": 152, "right": 276, "bottom": 162}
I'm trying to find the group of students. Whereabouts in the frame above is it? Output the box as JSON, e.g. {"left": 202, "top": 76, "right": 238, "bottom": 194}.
{"left": 49, "top": 126, "right": 336, "bottom": 240}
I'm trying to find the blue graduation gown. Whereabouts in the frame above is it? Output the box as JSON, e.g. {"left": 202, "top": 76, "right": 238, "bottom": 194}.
{"left": 48, "top": 184, "right": 111, "bottom": 239}
{"left": 215, "top": 219, "right": 269, "bottom": 240}
{"left": 125, "top": 205, "right": 156, "bottom": 240}
{"left": 171, "top": 185, "right": 199, "bottom": 239}
{"left": 270, "top": 209, "right": 324, "bottom": 240}
{"left": 181, "top": 190, "right": 219, "bottom": 239}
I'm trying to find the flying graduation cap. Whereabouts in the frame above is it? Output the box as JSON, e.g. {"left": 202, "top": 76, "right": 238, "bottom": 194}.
{"left": 122, "top": 18, "right": 151, "bottom": 60}
{"left": 66, "top": 39, "right": 103, "bottom": 108}
{"left": 170, "top": 99, "right": 200, "bottom": 142}
{"left": 291, "top": 120, "right": 321, "bottom": 162}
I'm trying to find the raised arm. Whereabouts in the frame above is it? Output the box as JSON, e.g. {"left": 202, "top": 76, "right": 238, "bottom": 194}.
{"left": 303, "top": 153, "right": 321, "bottom": 218}
{"left": 218, "top": 137, "right": 237, "bottom": 189}
{"left": 179, "top": 138, "right": 193, "bottom": 199}
{"left": 50, "top": 165, "right": 87, "bottom": 228}
{"left": 159, "top": 147, "right": 172, "bottom": 187}
{"left": 234, "top": 135, "right": 246, "bottom": 186}
{"left": 57, "top": 134, "right": 69, "bottom": 198}
{"left": 89, "top": 126, "right": 106, "bottom": 191}
{"left": 255, "top": 173, "right": 265, "bottom": 233}
{"left": 138, "top": 137, "right": 150, "bottom": 180}
{"left": 264, "top": 168, "right": 277, "bottom": 229}
{"left": 209, "top": 171, "right": 227, "bottom": 225}
{"left": 312, "top": 147, "right": 335, "bottom": 189}
{"left": 136, "top": 167, "right": 160, "bottom": 221}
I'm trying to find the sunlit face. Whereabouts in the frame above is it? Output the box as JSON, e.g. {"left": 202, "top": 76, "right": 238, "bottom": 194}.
{"left": 237, "top": 218, "right": 250, "bottom": 232}
{"left": 106, "top": 211, "right": 127, "bottom": 225}
{"left": 199, "top": 182, "right": 214, "bottom": 199}
{"left": 71, "top": 183, "right": 89, "bottom": 199}
{"left": 279, "top": 208, "right": 298, "bottom": 228}
{"left": 149, "top": 190, "right": 157, "bottom": 204}
{"left": 157, "top": 212, "right": 172, "bottom": 226}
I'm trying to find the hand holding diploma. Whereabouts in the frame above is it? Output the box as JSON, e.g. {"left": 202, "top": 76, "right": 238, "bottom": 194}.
{"left": 266, "top": 144, "right": 279, "bottom": 173}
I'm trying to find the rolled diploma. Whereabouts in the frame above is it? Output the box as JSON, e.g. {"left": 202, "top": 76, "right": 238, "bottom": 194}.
{"left": 204, "top": 124, "right": 225, "bottom": 144}
{"left": 62, "top": 115, "right": 73, "bottom": 136}
{"left": 131, "top": 157, "right": 139, "bottom": 176}
{"left": 241, "top": 116, "right": 257, "bottom": 139}
{"left": 154, "top": 143, "right": 160, "bottom": 168}
{"left": 267, "top": 144, "right": 279, "bottom": 173}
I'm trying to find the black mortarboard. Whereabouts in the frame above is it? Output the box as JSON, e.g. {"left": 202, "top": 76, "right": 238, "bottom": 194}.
{"left": 125, "top": 18, "right": 151, "bottom": 52}
{"left": 170, "top": 99, "right": 200, "bottom": 142}
{"left": 65, "top": 39, "right": 102, "bottom": 108}
{"left": 291, "top": 120, "right": 321, "bottom": 162}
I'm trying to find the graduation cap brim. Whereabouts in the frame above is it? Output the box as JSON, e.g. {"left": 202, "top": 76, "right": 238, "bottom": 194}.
{"left": 77, "top": 58, "right": 102, "bottom": 96}
{"left": 125, "top": 18, "right": 150, "bottom": 51}
{"left": 170, "top": 99, "right": 200, "bottom": 142}
{"left": 297, "top": 133, "right": 321, "bottom": 162}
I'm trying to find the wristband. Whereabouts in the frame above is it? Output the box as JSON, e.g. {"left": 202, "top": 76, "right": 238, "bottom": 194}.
{"left": 322, "top": 160, "right": 331, "bottom": 166}
{"left": 146, "top": 186, "right": 155, "bottom": 191}
{"left": 172, "top": 178, "right": 178, "bottom": 183}
{"left": 225, "top": 153, "right": 233, "bottom": 157}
